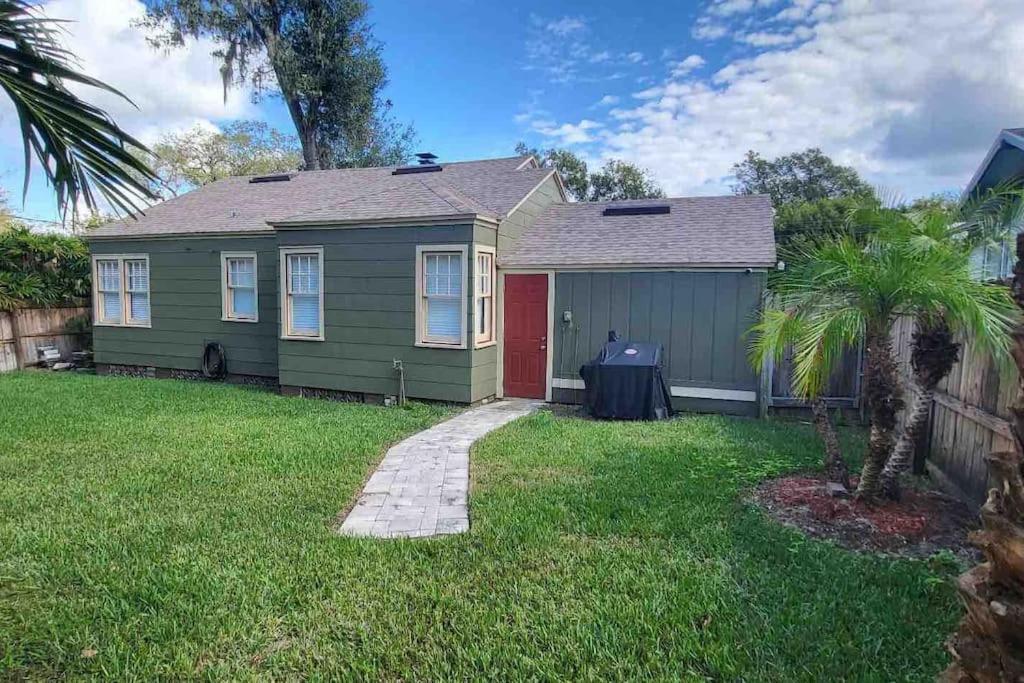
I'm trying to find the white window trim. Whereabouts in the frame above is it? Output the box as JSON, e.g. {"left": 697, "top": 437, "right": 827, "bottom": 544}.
{"left": 415, "top": 244, "right": 469, "bottom": 350}
{"left": 220, "top": 251, "right": 259, "bottom": 323}
{"left": 473, "top": 245, "right": 496, "bottom": 348}
{"left": 279, "top": 246, "right": 325, "bottom": 341}
{"left": 91, "top": 254, "right": 151, "bottom": 328}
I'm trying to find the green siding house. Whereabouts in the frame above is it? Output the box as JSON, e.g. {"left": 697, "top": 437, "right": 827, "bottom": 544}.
{"left": 88, "top": 155, "right": 776, "bottom": 415}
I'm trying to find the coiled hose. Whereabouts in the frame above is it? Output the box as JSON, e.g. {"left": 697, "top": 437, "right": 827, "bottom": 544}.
{"left": 202, "top": 342, "right": 227, "bottom": 380}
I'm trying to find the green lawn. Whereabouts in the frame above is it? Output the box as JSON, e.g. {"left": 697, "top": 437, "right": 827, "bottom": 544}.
{"left": 1, "top": 373, "right": 959, "bottom": 680}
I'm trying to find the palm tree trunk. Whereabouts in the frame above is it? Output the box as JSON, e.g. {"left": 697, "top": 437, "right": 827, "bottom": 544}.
{"left": 879, "top": 384, "right": 933, "bottom": 499}
{"left": 856, "top": 328, "right": 903, "bottom": 501}
{"left": 880, "top": 318, "right": 958, "bottom": 499}
{"left": 944, "top": 233, "right": 1024, "bottom": 680}
{"left": 811, "top": 396, "right": 850, "bottom": 489}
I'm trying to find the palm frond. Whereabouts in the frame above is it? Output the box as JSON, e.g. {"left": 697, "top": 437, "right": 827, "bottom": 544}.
{"left": 0, "top": 1, "right": 159, "bottom": 218}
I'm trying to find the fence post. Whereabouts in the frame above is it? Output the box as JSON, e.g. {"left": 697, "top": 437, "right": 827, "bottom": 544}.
{"left": 9, "top": 309, "right": 24, "bottom": 370}
{"left": 759, "top": 352, "right": 772, "bottom": 419}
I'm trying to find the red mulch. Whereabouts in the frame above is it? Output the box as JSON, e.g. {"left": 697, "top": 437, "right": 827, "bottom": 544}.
{"left": 751, "top": 474, "right": 979, "bottom": 560}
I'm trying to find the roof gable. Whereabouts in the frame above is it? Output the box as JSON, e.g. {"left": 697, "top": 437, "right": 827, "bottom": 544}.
{"left": 964, "top": 128, "right": 1024, "bottom": 197}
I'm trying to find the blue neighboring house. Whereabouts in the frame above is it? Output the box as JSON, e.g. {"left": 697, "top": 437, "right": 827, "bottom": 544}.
{"left": 964, "top": 128, "right": 1024, "bottom": 279}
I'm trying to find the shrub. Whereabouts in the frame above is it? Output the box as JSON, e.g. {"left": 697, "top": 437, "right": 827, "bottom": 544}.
{"left": 0, "top": 227, "right": 90, "bottom": 310}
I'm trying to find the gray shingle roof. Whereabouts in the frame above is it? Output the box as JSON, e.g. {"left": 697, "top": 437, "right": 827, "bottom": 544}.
{"left": 88, "top": 156, "right": 553, "bottom": 238}
{"left": 499, "top": 195, "right": 777, "bottom": 268}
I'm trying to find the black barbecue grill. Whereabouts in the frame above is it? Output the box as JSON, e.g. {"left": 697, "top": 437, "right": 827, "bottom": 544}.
{"left": 579, "top": 334, "right": 672, "bottom": 420}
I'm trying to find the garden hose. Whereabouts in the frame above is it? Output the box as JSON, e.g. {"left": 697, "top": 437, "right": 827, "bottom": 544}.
{"left": 202, "top": 342, "right": 227, "bottom": 380}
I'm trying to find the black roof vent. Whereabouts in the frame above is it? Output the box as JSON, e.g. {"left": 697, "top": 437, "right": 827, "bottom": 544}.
{"left": 392, "top": 154, "right": 443, "bottom": 176}
{"left": 602, "top": 203, "right": 671, "bottom": 216}
{"left": 392, "top": 164, "right": 443, "bottom": 175}
{"left": 249, "top": 173, "right": 292, "bottom": 184}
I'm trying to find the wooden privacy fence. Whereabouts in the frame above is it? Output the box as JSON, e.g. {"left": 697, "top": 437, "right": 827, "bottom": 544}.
{"left": 765, "top": 342, "right": 863, "bottom": 411}
{"left": 890, "top": 315, "right": 1015, "bottom": 507}
{"left": 0, "top": 307, "right": 90, "bottom": 373}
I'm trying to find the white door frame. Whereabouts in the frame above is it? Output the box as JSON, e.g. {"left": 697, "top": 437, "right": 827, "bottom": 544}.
{"left": 496, "top": 268, "right": 555, "bottom": 402}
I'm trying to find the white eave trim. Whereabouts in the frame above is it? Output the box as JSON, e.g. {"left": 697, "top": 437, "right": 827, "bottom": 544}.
{"left": 86, "top": 230, "right": 276, "bottom": 241}
{"left": 499, "top": 263, "right": 773, "bottom": 272}
{"left": 551, "top": 378, "right": 757, "bottom": 402}
{"left": 963, "top": 128, "right": 1024, "bottom": 200}
{"left": 501, "top": 169, "right": 566, "bottom": 223}
{"left": 271, "top": 213, "right": 498, "bottom": 230}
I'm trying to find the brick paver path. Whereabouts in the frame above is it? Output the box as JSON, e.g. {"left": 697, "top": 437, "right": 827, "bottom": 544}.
{"left": 338, "top": 398, "right": 541, "bottom": 538}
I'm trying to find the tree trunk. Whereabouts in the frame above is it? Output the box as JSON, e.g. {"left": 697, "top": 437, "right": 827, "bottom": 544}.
{"left": 262, "top": 28, "right": 321, "bottom": 171}
{"left": 856, "top": 328, "right": 903, "bottom": 501}
{"left": 943, "top": 233, "right": 1024, "bottom": 681}
{"left": 880, "top": 384, "right": 933, "bottom": 499}
{"left": 812, "top": 396, "right": 850, "bottom": 489}
{"left": 880, "top": 319, "right": 959, "bottom": 499}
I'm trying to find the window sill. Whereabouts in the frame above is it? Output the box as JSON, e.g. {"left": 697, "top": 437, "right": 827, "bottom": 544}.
{"left": 281, "top": 333, "right": 324, "bottom": 342}
{"left": 222, "top": 316, "right": 260, "bottom": 324}
{"left": 474, "top": 339, "right": 497, "bottom": 349}
{"left": 95, "top": 321, "right": 152, "bottom": 329}
{"left": 416, "top": 340, "right": 468, "bottom": 350}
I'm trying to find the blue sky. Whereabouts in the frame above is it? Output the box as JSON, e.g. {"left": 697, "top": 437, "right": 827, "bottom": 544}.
{"left": 3, "top": 0, "right": 1024, "bottom": 224}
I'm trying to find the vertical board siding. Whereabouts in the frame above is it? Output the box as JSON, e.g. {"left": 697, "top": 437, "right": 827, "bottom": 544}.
{"left": 0, "top": 307, "right": 89, "bottom": 372}
{"left": 552, "top": 270, "right": 765, "bottom": 394}
{"left": 891, "top": 315, "right": 1015, "bottom": 507}
{"left": 91, "top": 237, "right": 279, "bottom": 377}
{"left": 277, "top": 225, "right": 476, "bottom": 402}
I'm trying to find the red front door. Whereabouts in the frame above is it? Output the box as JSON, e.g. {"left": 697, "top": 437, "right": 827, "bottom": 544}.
{"left": 503, "top": 274, "right": 548, "bottom": 399}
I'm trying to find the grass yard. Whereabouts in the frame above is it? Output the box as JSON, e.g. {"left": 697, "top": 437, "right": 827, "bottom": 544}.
{"left": 1, "top": 373, "right": 960, "bottom": 680}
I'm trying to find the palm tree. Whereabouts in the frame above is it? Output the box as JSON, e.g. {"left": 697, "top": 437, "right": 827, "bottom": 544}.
{"left": 0, "top": 1, "right": 158, "bottom": 218}
{"left": 753, "top": 206, "right": 1020, "bottom": 501}
{"left": 878, "top": 187, "right": 1024, "bottom": 498}
{"left": 751, "top": 310, "right": 851, "bottom": 489}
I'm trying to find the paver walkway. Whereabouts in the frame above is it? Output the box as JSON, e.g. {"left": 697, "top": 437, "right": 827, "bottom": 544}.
{"left": 338, "top": 398, "right": 541, "bottom": 538}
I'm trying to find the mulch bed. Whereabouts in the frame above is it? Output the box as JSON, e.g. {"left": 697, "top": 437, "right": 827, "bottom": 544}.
{"left": 751, "top": 474, "right": 980, "bottom": 560}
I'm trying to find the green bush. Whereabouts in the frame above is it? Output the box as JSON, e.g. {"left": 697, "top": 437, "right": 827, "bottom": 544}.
{"left": 0, "top": 227, "right": 90, "bottom": 310}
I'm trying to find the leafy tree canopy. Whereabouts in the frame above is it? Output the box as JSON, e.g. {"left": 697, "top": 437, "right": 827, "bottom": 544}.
{"left": 733, "top": 148, "right": 876, "bottom": 248}
{"left": 589, "top": 159, "right": 666, "bottom": 202}
{"left": 143, "top": 120, "right": 302, "bottom": 197}
{"left": 141, "top": 1, "right": 415, "bottom": 170}
{"left": 732, "top": 148, "right": 874, "bottom": 206}
{"left": 514, "top": 143, "right": 664, "bottom": 201}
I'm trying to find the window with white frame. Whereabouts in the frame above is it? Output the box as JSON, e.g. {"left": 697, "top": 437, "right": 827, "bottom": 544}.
{"left": 474, "top": 247, "right": 495, "bottom": 345}
{"left": 417, "top": 245, "right": 467, "bottom": 347}
{"left": 93, "top": 255, "right": 150, "bottom": 327}
{"left": 281, "top": 248, "right": 323, "bottom": 339}
{"left": 221, "top": 252, "right": 258, "bottom": 322}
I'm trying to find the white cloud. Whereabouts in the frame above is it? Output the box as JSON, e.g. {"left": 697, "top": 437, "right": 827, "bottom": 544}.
{"left": 533, "top": 119, "right": 603, "bottom": 145}
{"left": 595, "top": 95, "right": 621, "bottom": 107}
{"left": 545, "top": 16, "right": 587, "bottom": 36}
{"left": 626, "top": 51, "right": 644, "bottom": 63}
{"left": 709, "top": 0, "right": 756, "bottom": 17}
{"left": 693, "top": 18, "right": 730, "bottom": 40}
{"left": 544, "top": 0, "right": 1024, "bottom": 199}
{"left": 589, "top": 50, "right": 612, "bottom": 63}
{"left": 670, "top": 54, "right": 706, "bottom": 77}
{"left": 11, "top": 0, "right": 255, "bottom": 146}
{"left": 708, "top": 0, "right": 780, "bottom": 17}
{"left": 735, "top": 26, "right": 813, "bottom": 46}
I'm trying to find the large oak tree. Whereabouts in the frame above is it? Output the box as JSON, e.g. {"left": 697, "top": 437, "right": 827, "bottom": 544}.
{"left": 141, "top": 0, "right": 414, "bottom": 170}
